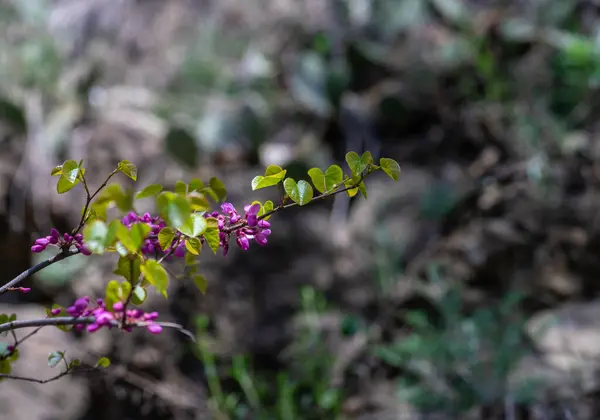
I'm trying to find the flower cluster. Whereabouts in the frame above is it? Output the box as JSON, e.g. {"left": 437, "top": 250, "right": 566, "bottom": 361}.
{"left": 211, "top": 202, "right": 272, "bottom": 256}
{"left": 121, "top": 211, "right": 186, "bottom": 258}
{"left": 55, "top": 296, "right": 162, "bottom": 334}
{"left": 31, "top": 228, "right": 91, "bottom": 255}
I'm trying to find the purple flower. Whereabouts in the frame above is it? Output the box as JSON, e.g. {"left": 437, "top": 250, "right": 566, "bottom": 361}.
{"left": 31, "top": 245, "right": 45, "bottom": 253}
{"left": 113, "top": 302, "right": 124, "bottom": 311}
{"left": 245, "top": 204, "right": 260, "bottom": 227}
{"left": 236, "top": 233, "right": 250, "bottom": 251}
{"left": 147, "top": 324, "right": 163, "bottom": 334}
{"left": 50, "top": 308, "right": 61, "bottom": 316}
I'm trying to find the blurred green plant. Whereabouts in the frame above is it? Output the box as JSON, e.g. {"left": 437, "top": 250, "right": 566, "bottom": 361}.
{"left": 194, "top": 286, "right": 344, "bottom": 420}
{"left": 373, "top": 264, "right": 544, "bottom": 416}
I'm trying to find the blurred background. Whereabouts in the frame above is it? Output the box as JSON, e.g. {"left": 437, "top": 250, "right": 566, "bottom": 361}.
{"left": 2, "top": 0, "right": 600, "bottom": 419}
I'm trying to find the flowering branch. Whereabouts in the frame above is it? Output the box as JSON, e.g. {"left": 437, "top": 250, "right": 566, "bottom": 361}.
{"left": 0, "top": 153, "right": 399, "bottom": 383}
{"left": 0, "top": 317, "right": 195, "bottom": 340}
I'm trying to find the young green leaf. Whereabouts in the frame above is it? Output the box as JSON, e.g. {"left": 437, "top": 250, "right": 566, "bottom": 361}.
{"left": 95, "top": 357, "right": 111, "bottom": 368}
{"left": 117, "top": 160, "right": 137, "bottom": 181}
{"left": 325, "top": 165, "right": 343, "bottom": 191}
{"left": 204, "top": 218, "right": 220, "bottom": 254}
{"left": 157, "top": 192, "right": 191, "bottom": 228}
{"left": 262, "top": 200, "right": 274, "bottom": 220}
{"left": 158, "top": 227, "right": 176, "bottom": 251}
{"left": 308, "top": 168, "right": 326, "bottom": 193}
{"left": 83, "top": 220, "right": 108, "bottom": 254}
{"left": 61, "top": 160, "right": 80, "bottom": 184}
{"left": 189, "top": 178, "right": 205, "bottom": 192}
{"left": 141, "top": 260, "right": 169, "bottom": 298}
{"left": 209, "top": 177, "right": 227, "bottom": 201}
{"left": 104, "top": 280, "right": 121, "bottom": 312}
{"left": 136, "top": 184, "right": 163, "bottom": 199}
{"left": 131, "top": 286, "right": 147, "bottom": 305}
{"left": 193, "top": 275, "right": 208, "bottom": 294}
{"left": 380, "top": 158, "right": 401, "bottom": 181}
{"left": 174, "top": 180, "right": 188, "bottom": 195}
{"left": 345, "top": 151, "right": 373, "bottom": 176}
{"left": 117, "top": 222, "right": 151, "bottom": 253}
{"left": 344, "top": 178, "right": 359, "bottom": 197}
{"left": 50, "top": 165, "right": 63, "bottom": 176}
{"left": 113, "top": 256, "right": 141, "bottom": 283}
{"left": 283, "top": 178, "right": 313, "bottom": 206}
{"left": 48, "top": 351, "right": 64, "bottom": 368}
{"left": 178, "top": 213, "right": 207, "bottom": 237}
{"left": 185, "top": 237, "right": 202, "bottom": 255}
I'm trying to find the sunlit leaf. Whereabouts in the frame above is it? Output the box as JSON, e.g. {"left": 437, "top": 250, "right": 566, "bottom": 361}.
{"left": 283, "top": 178, "right": 313, "bottom": 205}
{"left": 185, "top": 237, "right": 202, "bottom": 255}
{"left": 136, "top": 184, "right": 163, "bottom": 199}
{"left": 83, "top": 220, "right": 108, "bottom": 254}
{"left": 95, "top": 357, "right": 111, "bottom": 368}
{"left": 48, "top": 351, "right": 64, "bottom": 368}
{"left": 380, "top": 158, "right": 401, "bottom": 181}
{"left": 158, "top": 227, "right": 176, "bottom": 251}
{"left": 117, "top": 160, "right": 137, "bottom": 181}
{"left": 179, "top": 213, "right": 207, "bottom": 237}
{"left": 141, "top": 260, "right": 169, "bottom": 298}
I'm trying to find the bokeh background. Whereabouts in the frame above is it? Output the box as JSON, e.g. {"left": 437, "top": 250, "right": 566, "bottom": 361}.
{"left": 2, "top": 0, "right": 600, "bottom": 419}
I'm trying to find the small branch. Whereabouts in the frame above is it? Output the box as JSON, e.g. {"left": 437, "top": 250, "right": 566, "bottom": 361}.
{"left": 0, "top": 317, "right": 195, "bottom": 341}
{"left": 222, "top": 172, "right": 368, "bottom": 234}
{"left": 0, "top": 249, "right": 80, "bottom": 297}
{"left": 72, "top": 169, "right": 118, "bottom": 236}
{"left": 0, "top": 367, "right": 97, "bottom": 384}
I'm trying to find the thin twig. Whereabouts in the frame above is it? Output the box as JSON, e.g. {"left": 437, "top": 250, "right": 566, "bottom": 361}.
{"left": 0, "top": 367, "right": 97, "bottom": 384}
{"left": 0, "top": 249, "right": 80, "bottom": 296}
{"left": 72, "top": 169, "right": 118, "bottom": 236}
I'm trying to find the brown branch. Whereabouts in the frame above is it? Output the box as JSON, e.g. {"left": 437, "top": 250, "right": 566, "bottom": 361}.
{"left": 0, "top": 249, "right": 80, "bottom": 297}
{"left": 0, "top": 367, "right": 97, "bottom": 384}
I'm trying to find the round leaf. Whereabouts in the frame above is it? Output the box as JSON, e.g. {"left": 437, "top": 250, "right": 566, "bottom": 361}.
{"left": 284, "top": 178, "right": 314, "bottom": 206}
{"left": 380, "top": 158, "right": 401, "bottom": 181}
{"left": 193, "top": 275, "right": 207, "bottom": 294}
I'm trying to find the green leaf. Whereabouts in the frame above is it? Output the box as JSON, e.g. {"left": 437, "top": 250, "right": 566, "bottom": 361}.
{"left": 50, "top": 165, "right": 62, "bottom": 176}
{"left": 345, "top": 151, "right": 373, "bottom": 176}
{"left": 69, "top": 359, "right": 81, "bottom": 368}
{"left": 117, "top": 160, "right": 137, "bottom": 181}
{"left": 189, "top": 178, "right": 205, "bottom": 192}
{"left": 174, "top": 180, "right": 188, "bottom": 195}
{"left": 48, "top": 351, "right": 64, "bottom": 368}
{"left": 193, "top": 275, "right": 207, "bottom": 294}
{"left": 164, "top": 126, "right": 198, "bottom": 168}
{"left": 83, "top": 220, "right": 108, "bottom": 254}
{"left": 283, "top": 178, "right": 313, "bottom": 206}
{"left": 189, "top": 193, "right": 211, "bottom": 211}
{"left": 308, "top": 168, "right": 326, "bottom": 193}
{"left": 95, "top": 356, "right": 111, "bottom": 368}
{"left": 178, "top": 213, "right": 207, "bottom": 237}
{"left": 136, "top": 184, "right": 163, "bottom": 199}
{"left": 104, "top": 280, "right": 121, "bottom": 312}
{"left": 185, "top": 237, "right": 202, "bottom": 255}
{"left": 209, "top": 177, "right": 227, "bottom": 201}
{"left": 118, "top": 281, "right": 132, "bottom": 300}
{"left": 261, "top": 200, "right": 274, "bottom": 220}
{"left": 158, "top": 227, "right": 176, "bottom": 251}
{"left": 117, "top": 222, "right": 151, "bottom": 253}
{"left": 344, "top": 178, "right": 359, "bottom": 197}
{"left": 131, "top": 286, "right": 146, "bottom": 305}
{"left": 204, "top": 218, "right": 220, "bottom": 254}
{"left": 157, "top": 192, "right": 191, "bottom": 228}
{"left": 61, "top": 160, "right": 80, "bottom": 183}
{"left": 141, "top": 260, "right": 169, "bottom": 298}
{"left": 380, "top": 158, "right": 401, "bottom": 181}
{"left": 0, "top": 359, "right": 11, "bottom": 375}
{"left": 325, "top": 165, "right": 343, "bottom": 191}
{"left": 113, "top": 256, "right": 141, "bottom": 283}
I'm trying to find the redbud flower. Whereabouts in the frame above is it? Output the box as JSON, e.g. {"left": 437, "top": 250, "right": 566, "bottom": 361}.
{"left": 50, "top": 308, "right": 61, "bottom": 316}
{"left": 147, "top": 324, "right": 162, "bottom": 334}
